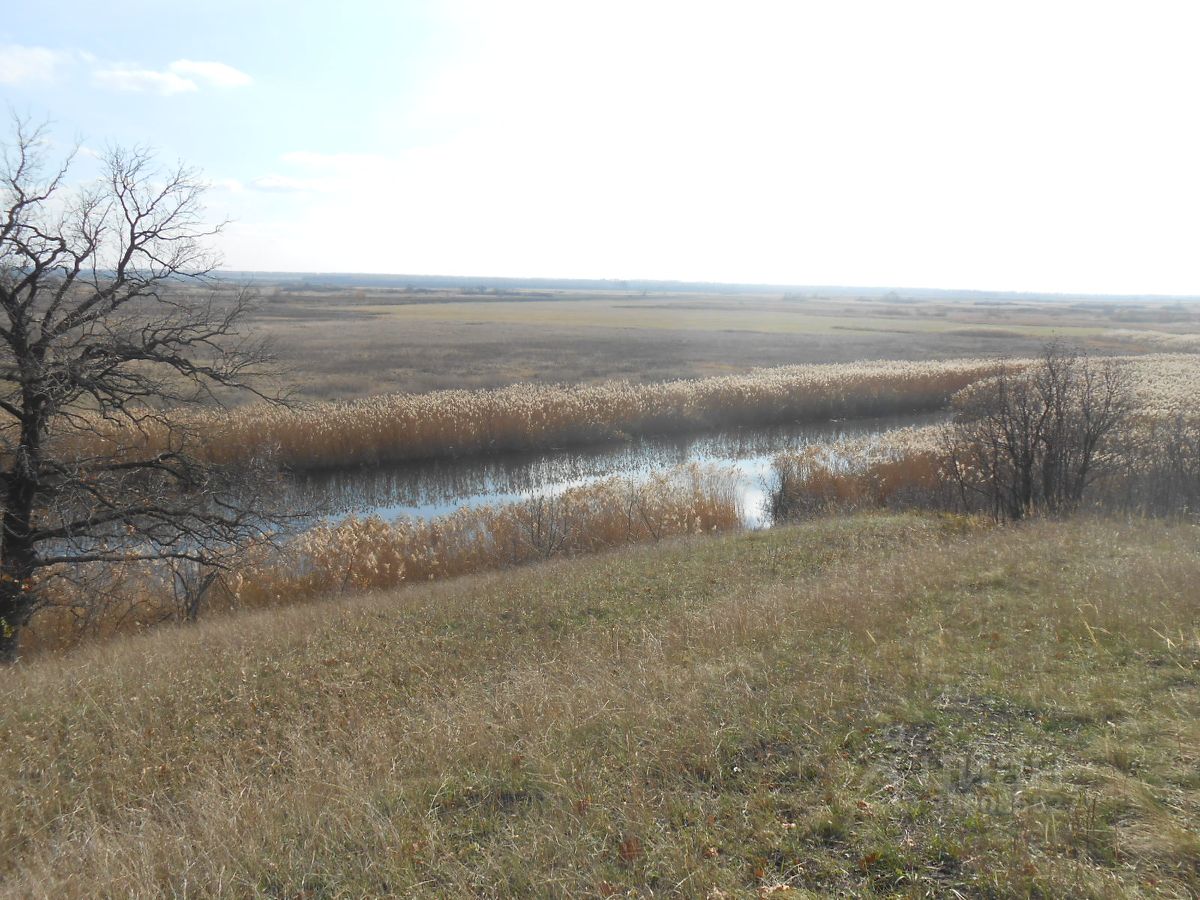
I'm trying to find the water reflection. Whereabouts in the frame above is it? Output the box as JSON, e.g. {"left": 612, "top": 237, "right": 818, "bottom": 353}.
{"left": 287, "top": 411, "right": 944, "bottom": 529}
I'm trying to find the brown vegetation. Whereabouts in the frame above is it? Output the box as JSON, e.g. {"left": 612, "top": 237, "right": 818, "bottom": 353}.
{"left": 772, "top": 353, "right": 1200, "bottom": 522}
{"left": 235, "top": 285, "right": 1200, "bottom": 399}
{"left": 2, "top": 513, "right": 1198, "bottom": 896}
{"left": 97, "top": 358, "right": 1014, "bottom": 472}
{"left": 22, "top": 465, "right": 740, "bottom": 654}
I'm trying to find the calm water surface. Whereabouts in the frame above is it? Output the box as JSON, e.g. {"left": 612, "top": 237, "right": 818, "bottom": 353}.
{"left": 289, "top": 411, "right": 944, "bottom": 529}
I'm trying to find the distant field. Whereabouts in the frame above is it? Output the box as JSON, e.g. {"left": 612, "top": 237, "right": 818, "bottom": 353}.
{"left": 222, "top": 286, "right": 1200, "bottom": 399}
{"left": 354, "top": 298, "right": 1107, "bottom": 338}
{"left": 204, "top": 285, "right": 1200, "bottom": 399}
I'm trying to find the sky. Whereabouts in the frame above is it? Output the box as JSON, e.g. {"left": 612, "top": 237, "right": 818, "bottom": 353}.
{"left": 3, "top": 0, "right": 1200, "bottom": 295}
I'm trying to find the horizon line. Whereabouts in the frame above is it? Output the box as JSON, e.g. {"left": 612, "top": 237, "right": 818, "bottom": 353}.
{"left": 212, "top": 268, "right": 1200, "bottom": 302}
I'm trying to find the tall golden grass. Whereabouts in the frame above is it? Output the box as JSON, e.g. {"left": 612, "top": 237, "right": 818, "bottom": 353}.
{"left": 78, "top": 358, "right": 1014, "bottom": 471}
{"left": 770, "top": 426, "right": 950, "bottom": 517}
{"left": 1122, "top": 352, "right": 1200, "bottom": 414}
{"left": 24, "top": 465, "right": 740, "bottom": 654}
{"left": 771, "top": 354, "right": 1200, "bottom": 519}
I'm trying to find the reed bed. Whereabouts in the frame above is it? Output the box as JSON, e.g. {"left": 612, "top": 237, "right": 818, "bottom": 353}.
{"left": 77, "top": 358, "right": 1014, "bottom": 471}
{"left": 770, "top": 425, "right": 951, "bottom": 517}
{"left": 23, "top": 465, "right": 740, "bottom": 654}
{"left": 1122, "top": 352, "right": 1200, "bottom": 414}
{"left": 772, "top": 354, "right": 1200, "bottom": 519}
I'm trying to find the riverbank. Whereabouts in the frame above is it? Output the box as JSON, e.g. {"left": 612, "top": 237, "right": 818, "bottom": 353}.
{"left": 3, "top": 512, "right": 1197, "bottom": 896}
{"left": 84, "top": 358, "right": 1013, "bottom": 472}
{"left": 289, "top": 410, "right": 943, "bottom": 527}
{"left": 23, "top": 465, "right": 743, "bottom": 654}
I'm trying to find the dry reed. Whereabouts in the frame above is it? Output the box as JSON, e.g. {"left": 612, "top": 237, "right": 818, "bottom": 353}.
{"left": 771, "top": 354, "right": 1200, "bottom": 519}
{"left": 23, "top": 465, "right": 740, "bottom": 654}
{"left": 1108, "top": 329, "right": 1200, "bottom": 353}
{"left": 78, "top": 358, "right": 1014, "bottom": 471}
{"left": 771, "top": 426, "right": 950, "bottom": 517}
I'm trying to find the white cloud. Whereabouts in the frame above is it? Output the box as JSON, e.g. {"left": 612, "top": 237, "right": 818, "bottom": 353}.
{"left": 239, "top": 153, "right": 392, "bottom": 195}
{"left": 168, "top": 59, "right": 253, "bottom": 88}
{"left": 93, "top": 66, "right": 197, "bottom": 95}
{"left": 249, "top": 174, "right": 326, "bottom": 193}
{"left": 209, "top": 178, "right": 246, "bottom": 194}
{"left": 92, "top": 58, "right": 251, "bottom": 95}
{"left": 0, "top": 43, "right": 251, "bottom": 95}
{"left": 0, "top": 44, "right": 67, "bottom": 84}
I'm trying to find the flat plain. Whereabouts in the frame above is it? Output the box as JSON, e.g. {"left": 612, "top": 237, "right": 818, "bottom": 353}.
{"left": 237, "top": 285, "right": 1200, "bottom": 398}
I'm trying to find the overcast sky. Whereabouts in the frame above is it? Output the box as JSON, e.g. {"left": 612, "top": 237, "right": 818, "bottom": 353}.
{"left": 3, "top": 1, "right": 1199, "bottom": 294}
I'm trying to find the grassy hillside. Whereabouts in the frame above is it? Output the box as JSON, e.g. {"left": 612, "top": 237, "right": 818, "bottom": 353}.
{"left": 2, "top": 513, "right": 1198, "bottom": 897}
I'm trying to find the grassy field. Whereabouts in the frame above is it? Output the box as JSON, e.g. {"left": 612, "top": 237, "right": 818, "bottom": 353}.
{"left": 4, "top": 512, "right": 1199, "bottom": 897}
{"left": 352, "top": 298, "right": 1107, "bottom": 338}
{"left": 234, "top": 286, "right": 1200, "bottom": 399}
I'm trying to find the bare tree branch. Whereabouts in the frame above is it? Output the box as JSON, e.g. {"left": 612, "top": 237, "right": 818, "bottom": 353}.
{"left": 0, "top": 114, "right": 287, "bottom": 658}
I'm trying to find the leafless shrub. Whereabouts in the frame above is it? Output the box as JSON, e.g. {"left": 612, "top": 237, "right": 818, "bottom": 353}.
{"left": 770, "top": 350, "right": 1200, "bottom": 523}
{"left": 942, "top": 344, "right": 1132, "bottom": 520}
{"left": 1107, "top": 413, "right": 1200, "bottom": 517}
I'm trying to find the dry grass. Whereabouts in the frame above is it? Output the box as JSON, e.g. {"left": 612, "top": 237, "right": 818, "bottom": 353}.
{"left": 226, "top": 465, "right": 740, "bottom": 610}
{"left": 1122, "top": 353, "right": 1200, "bottom": 416}
{"left": 2, "top": 513, "right": 1198, "bottom": 896}
{"left": 71, "top": 352, "right": 1198, "bottom": 479}
{"left": 90, "top": 358, "right": 1013, "bottom": 472}
{"left": 770, "top": 354, "right": 1200, "bottom": 520}
{"left": 239, "top": 287, "right": 1200, "bottom": 399}
{"left": 346, "top": 297, "right": 1106, "bottom": 339}
{"left": 23, "top": 465, "right": 741, "bottom": 654}
{"left": 771, "top": 425, "right": 950, "bottom": 517}
{"left": 1108, "top": 329, "right": 1200, "bottom": 353}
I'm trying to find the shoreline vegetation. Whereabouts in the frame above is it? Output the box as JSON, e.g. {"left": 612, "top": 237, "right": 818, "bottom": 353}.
{"left": 770, "top": 354, "right": 1200, "bottom": 520}
{"left": 30, "top": 352, "right": 1200, "bottom": 655}
{"left": 34, "top": 356, "right": 1022, "bottom": 655}
{"left": 25, "top": 466, "right": 742, "bottom": 654}
{"left": 81, "top": 352, "right": 1200, "bottom": 478}
{"left": 85, "top": 358, "right": 1020, "bottom": 472}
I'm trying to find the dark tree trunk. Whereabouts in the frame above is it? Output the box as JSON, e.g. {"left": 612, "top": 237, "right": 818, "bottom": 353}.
{"left": 0, "top": 513, "right": 38, "bottom": 661}
{"left": 0, "top": 405, "right": 44, "bottom": 660}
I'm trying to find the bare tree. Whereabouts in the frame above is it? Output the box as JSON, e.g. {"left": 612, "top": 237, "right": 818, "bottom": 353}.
{"left": 0, "top": 116, "right": 282, "bottom": 657}
{"left": 944, "top": 343, "right": 1131, "bottom": 520}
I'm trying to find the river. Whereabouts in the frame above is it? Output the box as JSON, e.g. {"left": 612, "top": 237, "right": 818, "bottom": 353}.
{"left": 286, "top": 411, "right": 943, "bottom": 530}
